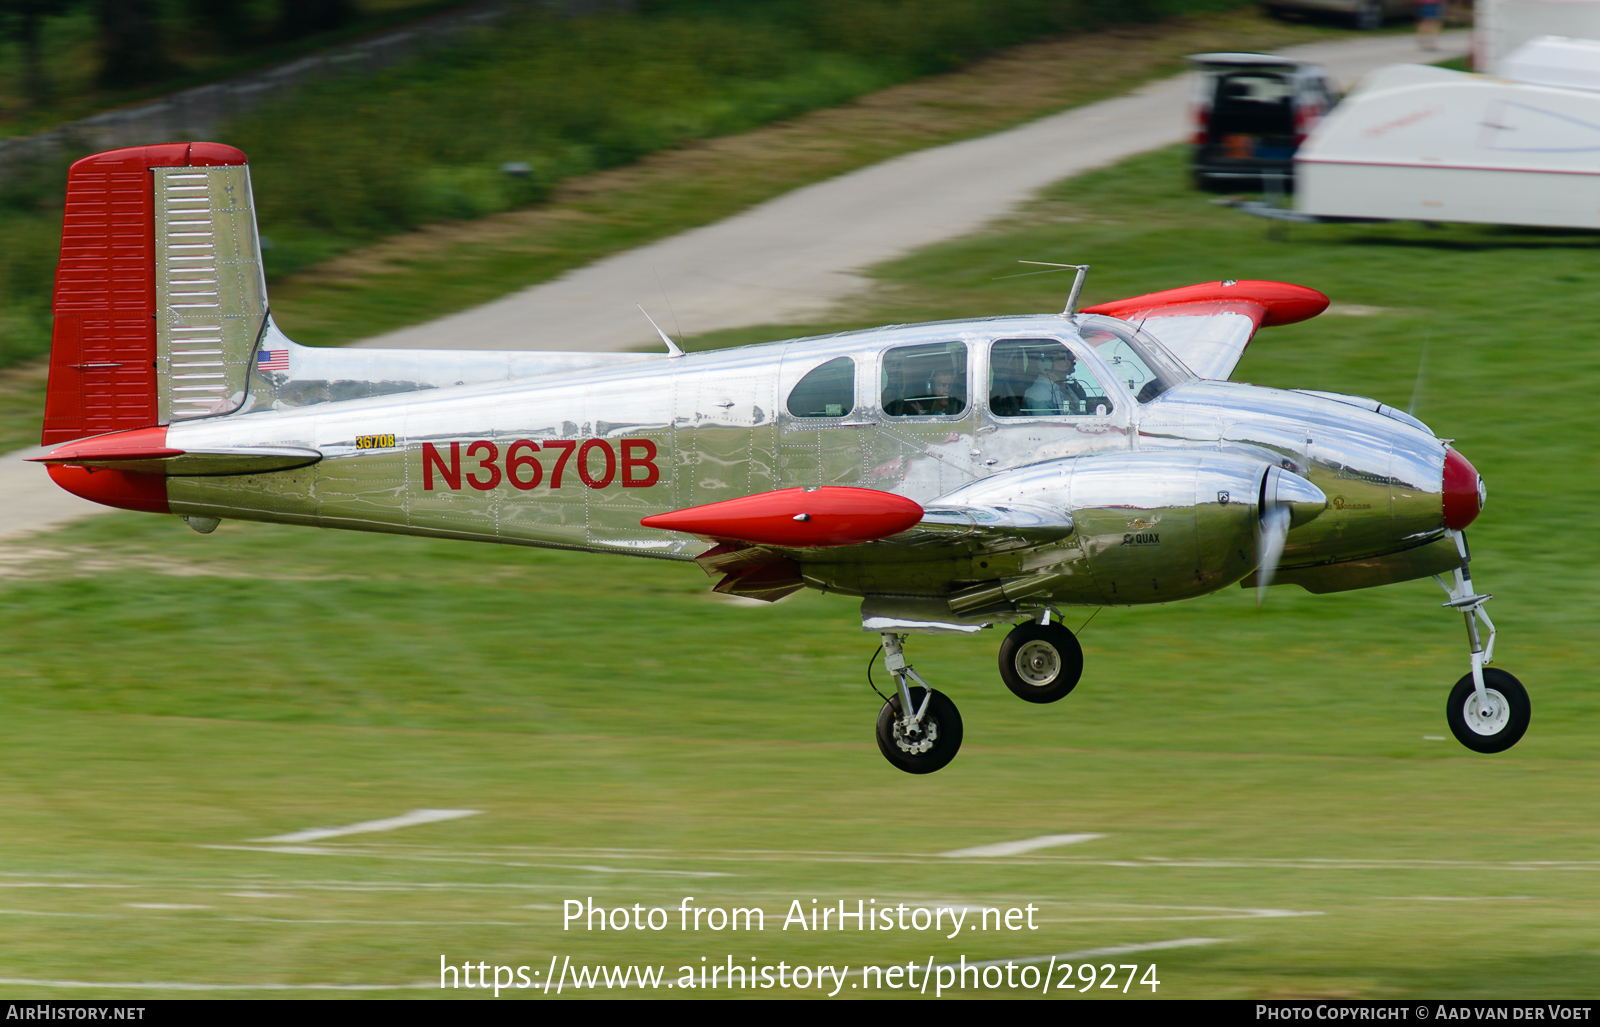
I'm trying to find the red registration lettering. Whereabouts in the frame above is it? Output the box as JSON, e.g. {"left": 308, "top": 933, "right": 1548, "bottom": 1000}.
{"left": 542, "top": 439, "right": 576, "bottom": 488}
{"left": 620, "top": 438, "right": 659, "bottom": 487}
{"left": 506, "top": 440, "right": 542, "bottom": 490}
{"left": 421, "top": 437, "right": 660, "bottom": 491}
{"left": 577, "top": 438, "right": 616, "bottom": 489}
{"left": 466, "top": 440, "right": 501, "bottom": 491}
{"left": 422, "top": 441, "right": 460, "bottom": 491}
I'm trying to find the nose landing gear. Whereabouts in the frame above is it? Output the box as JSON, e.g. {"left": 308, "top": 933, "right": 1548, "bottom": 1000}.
{"left": 872, "top": 633, "right": 963, "bottom": 774}
{"left": 1434, "top": 530, "right": 1530, "bottom": 753}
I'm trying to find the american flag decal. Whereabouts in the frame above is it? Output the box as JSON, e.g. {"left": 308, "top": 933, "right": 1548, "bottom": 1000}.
{"left": 257, "top": 349, "right": 289, "bottom": 372}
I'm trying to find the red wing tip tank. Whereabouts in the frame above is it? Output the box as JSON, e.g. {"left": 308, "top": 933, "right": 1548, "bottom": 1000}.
{"left": 640, "top": 487, "right": 924, "bottom": 547}
{"left": 34, "top": 144, "right": 1525, "bottom": 772}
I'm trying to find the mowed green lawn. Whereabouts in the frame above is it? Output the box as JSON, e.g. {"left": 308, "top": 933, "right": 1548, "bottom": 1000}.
{"left": 2, "top": 147, "right": 1598, "bottom": 999}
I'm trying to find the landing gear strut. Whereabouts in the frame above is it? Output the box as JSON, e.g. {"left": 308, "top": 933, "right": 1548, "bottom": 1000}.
{"left": 1434, "top": 530, "right": 1530, "bottom": 753}
{"left": 873, "top": 633, "right": 963, "bottom": 774}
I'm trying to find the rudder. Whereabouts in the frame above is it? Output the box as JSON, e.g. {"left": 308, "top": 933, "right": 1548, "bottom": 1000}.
{"left": 43, "top": 141, "right": 267, "bottom": 445}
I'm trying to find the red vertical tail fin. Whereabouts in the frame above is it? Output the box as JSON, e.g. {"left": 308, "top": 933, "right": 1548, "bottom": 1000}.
{"left": 43, "top": 142, "right": 251, "bottom": 446}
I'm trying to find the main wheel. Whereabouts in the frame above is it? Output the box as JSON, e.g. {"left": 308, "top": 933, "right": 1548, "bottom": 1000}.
{"left": 1445, "top": 668, "right": 1530, "bottom": 754}
{"left": 998, "top": 621, "right": 1083, "bottom": 704}
{"left": 875, "top": 687, "right": 963, "bottom": 774}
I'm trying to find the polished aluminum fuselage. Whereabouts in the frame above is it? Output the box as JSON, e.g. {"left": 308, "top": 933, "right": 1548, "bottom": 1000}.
{"left": 163, "top": 313, "right": 1453, "bottom": 607}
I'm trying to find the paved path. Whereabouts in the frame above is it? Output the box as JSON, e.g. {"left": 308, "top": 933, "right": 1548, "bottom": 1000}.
{"left": 1, "top": 31, "right": 1466, "bottom": 540}
{"left": 356, "top": 32, "right": 1465, "bottom": 353}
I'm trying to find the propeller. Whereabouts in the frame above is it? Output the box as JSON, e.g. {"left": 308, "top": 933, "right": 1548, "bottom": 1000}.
{"left": 1408, "top": 332, "right": 1430, "bottom": 416}
{"left": 1256, "top": 466, "right": 1328, "bottom": 608}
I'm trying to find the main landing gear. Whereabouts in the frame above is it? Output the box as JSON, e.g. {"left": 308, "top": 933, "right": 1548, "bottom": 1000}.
{"left": 1434, "top": 530, "right": 1530, "bottom": 754}
{"left": 998, "top": 609, "right": 1084, "bottom": 704}
{"left": 871, "top": 611, "right": 1087, "bottom": 774}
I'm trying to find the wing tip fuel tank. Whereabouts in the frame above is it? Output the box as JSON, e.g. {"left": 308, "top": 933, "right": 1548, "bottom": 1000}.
{"left": 1081, "top": 279, "right": 1329, "bottom": 327}
{"left": 642, "top": 487, "right": 924, "bottom": 547}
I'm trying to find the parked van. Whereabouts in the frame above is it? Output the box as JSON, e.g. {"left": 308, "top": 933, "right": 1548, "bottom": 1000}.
{"left": 1188, "top": 52, "right": 1338, "bottom": 190}
{"left": 1262, "top": 0, "right": 1414, "bottom": 31}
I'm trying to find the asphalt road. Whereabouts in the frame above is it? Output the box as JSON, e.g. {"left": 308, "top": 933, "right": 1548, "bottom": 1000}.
{"left": 1, "top": 31, "right": 1466, "bottom": 541}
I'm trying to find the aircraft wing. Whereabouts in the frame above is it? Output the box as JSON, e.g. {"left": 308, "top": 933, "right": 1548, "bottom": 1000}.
{"left": 1081, "top": 279, "right": 1329, "bottom": 381}
{"left": 641, "top": 486, "right": 1075, "bottom": 602}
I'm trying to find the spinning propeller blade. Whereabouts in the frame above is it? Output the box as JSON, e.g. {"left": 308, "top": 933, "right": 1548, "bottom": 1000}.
{"left": 1409, "top": 333, "right": 1430, "bottom": 416}
{"left": 1254, "top": 467, "right": 1330, "bottom": 608}
{"left": 1256, "top": 503, "right": 1291, "bottom": 608}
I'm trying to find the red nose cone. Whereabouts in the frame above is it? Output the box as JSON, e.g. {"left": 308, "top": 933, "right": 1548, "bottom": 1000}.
{"left": 1442, "top": 448, "right": 1484, "bottom": 531}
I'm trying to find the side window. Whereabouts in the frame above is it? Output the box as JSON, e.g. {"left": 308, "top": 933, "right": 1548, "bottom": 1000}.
{"left": 989, "top": 339, "right": 1113, "bottom": 418}
{"left": 787, "top": 356, "right": 855, "bottom": 418}
{"left": 1079, "top": 326, "right": 1172, "bottom": 403}
{"left": 881, "top": 342, "right": 967, "bottom": 417}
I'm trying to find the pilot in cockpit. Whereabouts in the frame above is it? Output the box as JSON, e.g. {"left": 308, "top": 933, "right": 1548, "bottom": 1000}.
{"left": 1021, "top": 344, "right": 1088, "bottom": 416}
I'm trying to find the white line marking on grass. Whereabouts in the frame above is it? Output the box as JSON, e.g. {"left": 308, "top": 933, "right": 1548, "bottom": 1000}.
{"left": 255, "top": 808, "right": 480, "bottom": 843}
{"left": 204, "top": 844, "right": 732, "bottom": 877}
{"left": 1423, "top": 735, "right": 1446, "bottom": 740}
{"left": 226, "top": 891, "right": 297, "bottom": 899}
{"left": 124, "top": 903, "right": 210, "bottom": 910}
{"left": 1046, "top": 904, "right": 1321, "bottom": 923}
{"left": 955, "top": 936, "right": 1225, "bottom": 966}
{"left": 0, "top": 977, "right": 433, "bottom": 992}
{"left": 0, "top": 883, "right": 131, "bottom": 888}
{"left": 941, "top": 834, "right": 1105, "bottom": 858}
{"left": 1391, "top": 895, "right": 1534, "bottom": 902}
{"left": 807, "top": 937, "right": 1227, "bottom": 986}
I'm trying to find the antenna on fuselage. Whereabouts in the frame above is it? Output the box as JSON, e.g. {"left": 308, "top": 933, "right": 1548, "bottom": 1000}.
{"left": 637, "top": 304, "right": 685, "bottom": 358}
{"left": 999, "top": 261, "right": 1091, "bottom": 316}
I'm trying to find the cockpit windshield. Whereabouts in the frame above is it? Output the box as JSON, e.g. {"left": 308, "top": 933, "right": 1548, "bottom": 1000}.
{"left": 1074, "top": 315, "right": 1193, "bottom": 403}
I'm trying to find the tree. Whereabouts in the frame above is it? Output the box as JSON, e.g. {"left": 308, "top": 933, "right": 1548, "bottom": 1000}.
{"left": 186, "top": 0, "right": 252, "bottom": 43}
{"left": 0, "top": 0, "right": 72, "bottom": 108}
{"left": 278, "top": 0, "right": 353, "bottom": 39}
{"left": 96, "top": 0, "right": 175, "bottom": 89}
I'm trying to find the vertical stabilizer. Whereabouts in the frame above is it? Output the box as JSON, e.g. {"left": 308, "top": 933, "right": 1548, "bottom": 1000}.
{"left": 43, "top": 142, "right": 264, "bottom": 445}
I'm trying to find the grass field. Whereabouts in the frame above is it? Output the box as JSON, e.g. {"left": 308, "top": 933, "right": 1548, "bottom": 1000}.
{"left": 3, "top": 149, "right": 1598, "bottom": 999}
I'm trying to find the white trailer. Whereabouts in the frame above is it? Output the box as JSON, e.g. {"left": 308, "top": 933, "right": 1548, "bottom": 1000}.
{"left": 1274, "top": 43, "right": 1600, "bottom": 228}
{"left": 1475, "top": 0, "right": 1600, "bottom": 74}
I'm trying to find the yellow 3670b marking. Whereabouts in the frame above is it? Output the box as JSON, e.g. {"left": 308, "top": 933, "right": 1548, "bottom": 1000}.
{"left": 355, "top": 434, "right": 396, "bottom": 449}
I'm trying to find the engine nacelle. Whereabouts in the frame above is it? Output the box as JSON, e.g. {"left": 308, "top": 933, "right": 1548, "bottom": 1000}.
{"left": 939, "top": 452, "right": 1283, "bottom": 606}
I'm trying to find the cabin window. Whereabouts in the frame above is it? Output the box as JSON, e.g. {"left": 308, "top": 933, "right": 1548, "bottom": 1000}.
{"left": 881, "top": 342, "right": 967, "bottom": 417}
{"left": 1078, "top": 325, "right": 1183, "bottom": 403}
{"left": 787, "top": 356, "right": 856, "bottom": 418}
{"left": 989, "top": 338, "right": 1113, "bottom": 418}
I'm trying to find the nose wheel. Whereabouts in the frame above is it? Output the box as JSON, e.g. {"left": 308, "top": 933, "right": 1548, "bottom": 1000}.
{"left": 1446, "top": 668, "right": 1530, "bottom": 753}
{"left": 1434, "top": 530, "right": 1530, "bottom": 753}
{"left": 872, "top": 634, "right": 963, "bottom": 774}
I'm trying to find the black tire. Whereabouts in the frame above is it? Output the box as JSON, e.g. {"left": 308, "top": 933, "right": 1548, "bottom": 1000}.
{"left": 1445, "top": 668, "right": 1530, "bottom": 754}
{"left": 998, "top": 621, "right": 1084, "bottom": 704}
{"left": 875, "top": 687, "right": 963, "bottom": 774}
{"left": 1352, "top": 0, "right": 1382, "bottom": 30}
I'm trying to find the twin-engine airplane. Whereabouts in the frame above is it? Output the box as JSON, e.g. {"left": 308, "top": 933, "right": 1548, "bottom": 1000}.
{"left": 35, "top": 142, "right": 1524, "bottom": 773}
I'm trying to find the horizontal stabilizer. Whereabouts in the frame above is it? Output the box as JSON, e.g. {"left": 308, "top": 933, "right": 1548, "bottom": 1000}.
{"left": 1082, "top": 280, "right": 1328, "bottom": 380}
{"left": 642, "top": 486, "right": 923, "bottom": 547}
{"left": 32, "top": 425, "right": 320, "bottom": 476}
